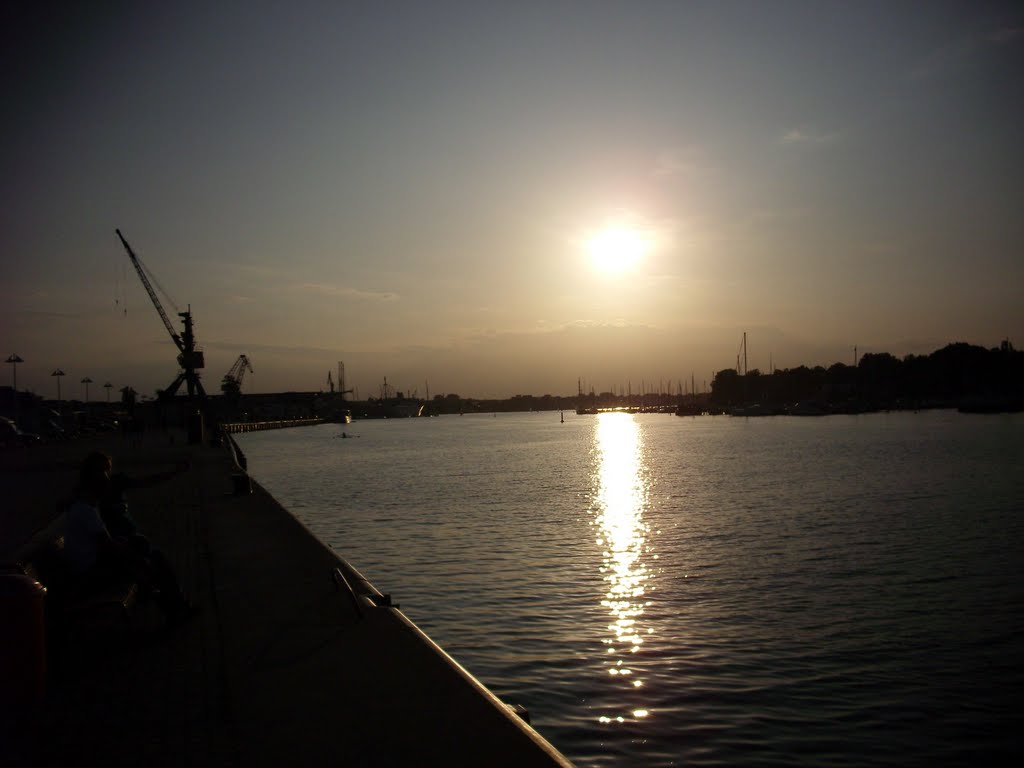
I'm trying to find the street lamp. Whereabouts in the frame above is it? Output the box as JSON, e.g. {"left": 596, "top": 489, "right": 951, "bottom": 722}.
{"left": 104, "top": 381, "right": 112, "bottom": 402}
{"left": 6, "top": 354, "right": 23, "bottom": 391}
{"left": 52, "top": 369, "right": 66, "bottom": 401}
{"left": 81, "top": 376, "right": 93, "bottom": 402}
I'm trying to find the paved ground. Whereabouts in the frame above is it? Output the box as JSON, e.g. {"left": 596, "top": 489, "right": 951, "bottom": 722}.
{"left": 1, "top": 431, "right": 572, "bottom": 767}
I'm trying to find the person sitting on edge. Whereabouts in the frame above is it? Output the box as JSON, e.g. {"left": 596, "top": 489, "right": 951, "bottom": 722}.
{"left": 86, "top": 451, "right": 190, "bottom": 555}
{"left": 65, "top": 453, "right": 195, "bottom": 627}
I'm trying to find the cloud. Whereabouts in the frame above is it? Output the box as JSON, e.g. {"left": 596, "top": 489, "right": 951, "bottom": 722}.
{"left": 906, "top": 22, "right": 1020, "bottom": 82}
{"left": 4, "top": 309, "right": 81, "bottom": 320}
{"left": 908, "top": 36, "right": 977, "bottom": 81}
{"left": 780, "top": 128, "right": 838, "bottom": 146}
{"left": 651, "top": 147, "right": 709, "bottom": 178}
{"left": 434, "top": 318, "right": 656, "bottom": 350}
{"left": 292, "top": 282, "right": 399, "bottom": 302}
{"left": 544, "top": 318, "right": 647, "bottom": 332}
{"left": 202, "top": 339, "right": 341, "bottom": 357}
{"left": 740, "top": 207, "right": 809, "bottom": 230}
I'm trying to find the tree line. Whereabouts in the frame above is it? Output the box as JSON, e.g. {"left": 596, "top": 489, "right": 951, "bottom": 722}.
{"left": 710, "top": 340, "right": 1022, "bottom": 409}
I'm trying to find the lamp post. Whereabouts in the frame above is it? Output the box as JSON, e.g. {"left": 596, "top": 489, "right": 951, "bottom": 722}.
{"left": 104, "top": 381, "right": 112, "bottom": 402}
{"left": 52, "top": 369, "right": 65, "bottom": 401}
{"left": 6, "top": 354, "right": 23, "bottom": 391}
{"left": 81, "top": 376, "right": 93, "bottom": 402}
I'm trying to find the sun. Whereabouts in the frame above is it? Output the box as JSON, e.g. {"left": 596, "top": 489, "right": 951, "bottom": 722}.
{"left": 585, "top": 224, "right": 652, "bottom": 274}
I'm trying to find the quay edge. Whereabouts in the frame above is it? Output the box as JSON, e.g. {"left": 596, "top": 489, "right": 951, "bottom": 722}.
{"left": 2, "top": 430, "right": 574, "bottom": 766}
{"left": 227, "top": 470, "right": 576, "bottom": 767}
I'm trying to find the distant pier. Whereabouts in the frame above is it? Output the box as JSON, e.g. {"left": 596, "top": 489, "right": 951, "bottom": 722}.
{"left": 220, "top": 418, "right": 323, "bottom": 433}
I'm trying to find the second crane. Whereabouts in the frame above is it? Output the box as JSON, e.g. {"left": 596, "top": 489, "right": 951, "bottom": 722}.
{"left": 223, "top": 354, "right": 254, "bottom": 395}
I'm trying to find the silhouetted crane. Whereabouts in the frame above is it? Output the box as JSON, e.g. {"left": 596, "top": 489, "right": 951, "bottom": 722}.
{"left": 116, "top": 229, "right": 206, "bottom": 400}
{"left": 224, "top": 354, "right": 254, "bottom": 391}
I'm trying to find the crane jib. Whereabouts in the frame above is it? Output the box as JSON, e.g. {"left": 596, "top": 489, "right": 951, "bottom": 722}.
{"left": 116, "top": 229, "right": 185, "bottom": 352}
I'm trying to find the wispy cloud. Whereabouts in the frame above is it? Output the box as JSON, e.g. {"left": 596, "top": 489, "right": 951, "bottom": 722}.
{"left": 740, "top": 207, "right": 810, "bottom": 230}
{"left": 780, "top": 128, "right": 838, "bottom": 146}
{"left": 909, "top": 23, "right": 1021, "bottom": 81}
{"left": 651, "top": 146, "right": 710, "bottom": 177}
{"left": 908, "top": 35, "right": 977, "bottom": 81}
{"left": 562, "top": 319, "right": 653, "bottom": 331}
{"left": 5, "top": 309, "right": 81, "bottom": 319}
{"left": 451, "top": 318, "right": 655, "bottom": 345}
{"left": 202, "top": 339, "right": 341, "bottom": 357}
{"left": 292, "top": 282, "right": 399, "bottom": 302}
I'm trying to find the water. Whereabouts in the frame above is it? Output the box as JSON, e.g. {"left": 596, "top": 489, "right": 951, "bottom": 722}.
{"left": 237, "top": 410, "right": 1024, "bottom": 766}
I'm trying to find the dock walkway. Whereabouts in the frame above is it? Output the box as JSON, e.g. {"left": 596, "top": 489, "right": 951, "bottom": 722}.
{"left": 1, "top": 431, "right": 572, "bottom": 767}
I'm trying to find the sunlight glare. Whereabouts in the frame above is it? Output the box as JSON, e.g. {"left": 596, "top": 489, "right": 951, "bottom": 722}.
{"left": 592, "top": 411, "right": 653, "bottom": 724}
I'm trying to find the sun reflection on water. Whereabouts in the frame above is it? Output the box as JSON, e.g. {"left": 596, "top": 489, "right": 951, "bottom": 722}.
{"left": 592, "top": 412, "right": 652, "bottom": 724}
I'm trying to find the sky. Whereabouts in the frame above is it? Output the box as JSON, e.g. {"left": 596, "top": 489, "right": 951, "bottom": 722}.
{"left": 2, "top": 1, "right": 1022, "bottom": 400}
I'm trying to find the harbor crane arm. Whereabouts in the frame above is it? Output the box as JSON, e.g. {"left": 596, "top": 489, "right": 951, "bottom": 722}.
{"left": 226, "top": 354, "right": 254, "bottom": 387}
{"left": 116, "top": 228, "right": 184, "bottom": 352}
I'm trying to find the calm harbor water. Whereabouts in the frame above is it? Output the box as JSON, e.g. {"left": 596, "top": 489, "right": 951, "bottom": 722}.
{"left": 237, "top": 410, "right": 1023, "bottom": 766}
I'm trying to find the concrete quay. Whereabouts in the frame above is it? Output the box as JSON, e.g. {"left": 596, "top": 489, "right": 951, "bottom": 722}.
{"left": 1, "top": 431, "right": 573, "bottom": 767}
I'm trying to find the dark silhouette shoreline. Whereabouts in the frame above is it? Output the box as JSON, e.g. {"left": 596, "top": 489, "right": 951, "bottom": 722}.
{"left": 3, "top": 341, "right": 1021, "bottom": 430}
{"left": 708, "top": 340, "right": 1022, "bottom": 414}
